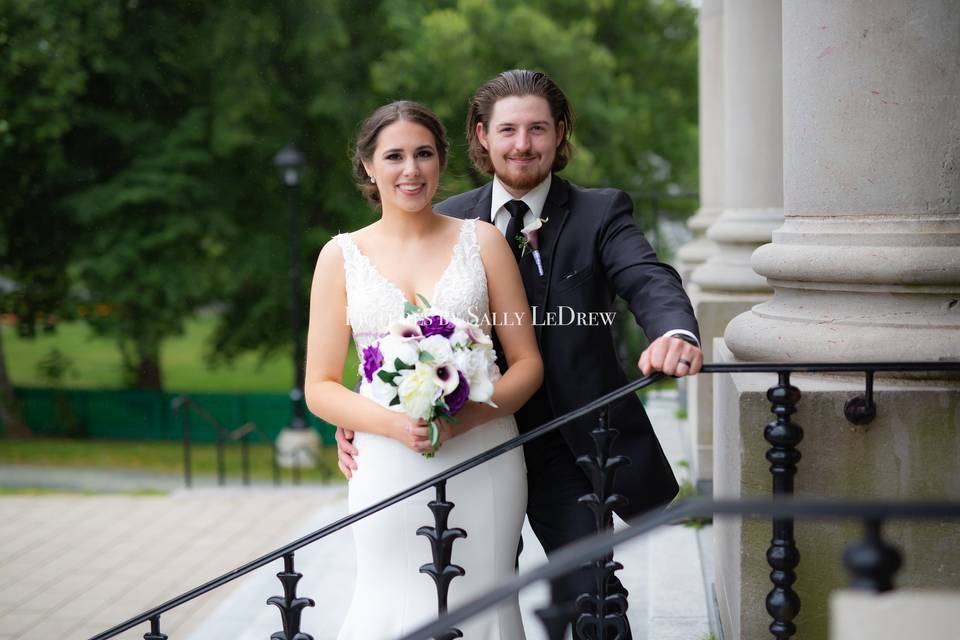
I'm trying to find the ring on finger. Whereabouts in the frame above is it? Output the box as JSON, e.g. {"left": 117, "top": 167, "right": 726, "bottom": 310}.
{"left": 678, "top": 357, "right": 692, "bottom": 368}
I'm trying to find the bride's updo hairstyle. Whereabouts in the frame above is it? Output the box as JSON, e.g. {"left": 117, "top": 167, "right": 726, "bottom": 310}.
{"left": 352, "top": 101, "right": 449, "bottom": 206}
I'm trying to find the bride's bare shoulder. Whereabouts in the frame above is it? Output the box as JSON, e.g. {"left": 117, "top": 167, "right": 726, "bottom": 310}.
{"left": 314, "top": 234, "right": 348, "bottom": 281}
{"left": 473, "top": 218, "right": 511, "bottom": 254}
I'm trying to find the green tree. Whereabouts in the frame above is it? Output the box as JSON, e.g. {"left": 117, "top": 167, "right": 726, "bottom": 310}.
{"left": 56, "top": 1, "right": 227, "bottom": 388}
{"left": 0, "top": 0, "right": 122, "bottom": 430}
{"left": 0, "top": 0, "right": 698, "bottom": 398}
{"left": 370, "top": 0, "right": 699, "bottom": 192}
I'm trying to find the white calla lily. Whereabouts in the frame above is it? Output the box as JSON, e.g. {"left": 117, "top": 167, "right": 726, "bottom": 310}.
{"left": 464, "top": 323, "right": 493, "bottom": 349}
{"left": 432, "top": 364, "right": 460, "bottom": 395}
{"left": 389, "top": 318, "right": 423, "bottom": 340}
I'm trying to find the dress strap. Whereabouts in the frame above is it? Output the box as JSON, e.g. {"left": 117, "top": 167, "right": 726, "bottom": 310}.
{"left": 334, "top": 232, "right": 356, "bottom": 261}
{"left": 459, "top": 219, "right": 484, "bottom": 273}
{"left": 334, "top": 233, "right": 365, "bottom": 291}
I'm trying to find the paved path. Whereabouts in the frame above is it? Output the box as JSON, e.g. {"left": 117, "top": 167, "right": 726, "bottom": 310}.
{"left": 0, "top": 487, "right": 343, "bottom": 640}
{"left": 0, "top": 393, "right": 713, "bottom": 640}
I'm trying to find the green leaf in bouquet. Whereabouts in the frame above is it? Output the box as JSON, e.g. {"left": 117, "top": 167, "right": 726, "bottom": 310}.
{"left": 389, "top": 396, "right": 400, "bottom": 406}
{"left": 403, "top": 300, "right": 420, "bottom": 317}
{"left": 416, "top": 293, "right": 432, "bottom": 308}
{"left": 377, "top": 370, "right": 398, "bottom": 384}
{"left": 394, "top": 358, "right": 414, "bottom": 371}
{"left": 418, "top": 350, "right": 434, "bottom": 363}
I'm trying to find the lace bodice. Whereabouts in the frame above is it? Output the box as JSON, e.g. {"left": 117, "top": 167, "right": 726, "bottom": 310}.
{"left": 335, "top": 219, "right": 493, "bottom": 360}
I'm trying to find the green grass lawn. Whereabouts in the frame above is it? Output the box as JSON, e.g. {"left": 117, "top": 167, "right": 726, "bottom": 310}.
{"left": 0, "top": 437, "right": 344, "bottom": 484}
{"left": 4, "top": 317, "right": 359, "bottom": 393}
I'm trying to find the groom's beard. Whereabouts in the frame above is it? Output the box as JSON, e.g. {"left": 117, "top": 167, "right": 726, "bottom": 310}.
{"left": 497, "top": 158, "right": 551, "bottom": 194}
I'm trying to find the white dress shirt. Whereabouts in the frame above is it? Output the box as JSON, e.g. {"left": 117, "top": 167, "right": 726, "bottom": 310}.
{"left": 487, "top": 174, "right": 699, "bottom": 348}
{"left": 490, "top": 174, "right": 552, "bottom": 234}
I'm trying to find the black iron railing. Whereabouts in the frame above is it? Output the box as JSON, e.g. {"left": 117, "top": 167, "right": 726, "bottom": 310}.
{"left": 172, "top": 395, "right": 314, "bottom": 488}
{"left": 91, "top": 361, "right": 959, "bottom": 640}
{"left": 398, "top": 497, "right": 960, "bottom": 640}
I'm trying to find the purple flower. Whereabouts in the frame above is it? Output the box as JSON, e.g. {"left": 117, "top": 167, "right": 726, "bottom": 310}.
{"left": 444, "top": 371, "right": 470, "bottom": 415}
{"left": 362, "top": 344, "right": 384, "bottom": 382}
{"left": 418, "top": 314, "right": 455, "bottom": 338}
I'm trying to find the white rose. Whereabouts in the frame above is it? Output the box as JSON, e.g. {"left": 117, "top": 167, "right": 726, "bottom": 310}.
{"left": 379, "top": 334, "right": 419, "bottom": 371}
{"left": 397, "top": 363, "right": 442, "bottom": 421}
{"left": 419, "top": 334, "right": 454, "bottom": 365}
{"left": 453, "top": 348, "right": 497, "bottom": 405}
{"left": 364, "top": 375, "right": 400, "bottom": 408}
{"left": 448, "top": 328, "right": 471, "bottom": 351}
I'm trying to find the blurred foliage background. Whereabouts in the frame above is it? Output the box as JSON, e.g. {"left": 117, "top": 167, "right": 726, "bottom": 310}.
{"left": 0, "top": 0, "right": 698, "bottom": 436}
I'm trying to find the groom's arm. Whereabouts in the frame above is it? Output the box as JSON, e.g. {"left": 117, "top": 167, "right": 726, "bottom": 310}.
{"left": 596, "top": 190, "right": 702, "bottom": 375}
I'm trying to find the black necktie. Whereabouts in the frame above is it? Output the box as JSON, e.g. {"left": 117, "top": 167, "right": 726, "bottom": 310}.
{"left": 503, "top": 199, "right": 529, "bottom": 263}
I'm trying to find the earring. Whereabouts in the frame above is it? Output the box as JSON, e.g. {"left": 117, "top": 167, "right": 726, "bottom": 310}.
{"left": 370, "top": 176, "right": 376, "bottom": 184}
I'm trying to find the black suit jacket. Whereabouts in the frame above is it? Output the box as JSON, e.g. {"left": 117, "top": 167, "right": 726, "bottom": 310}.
{"left": 435, "top": 175, "right": 698, "bottom": 518}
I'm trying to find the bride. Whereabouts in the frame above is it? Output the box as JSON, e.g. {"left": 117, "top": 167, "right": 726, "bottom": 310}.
{"left": 305, "top": 101, "right": 543, "bottom": 639}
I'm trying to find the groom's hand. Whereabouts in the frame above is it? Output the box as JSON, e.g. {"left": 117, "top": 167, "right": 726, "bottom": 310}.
{"left": 335, "top": 426, "right": 359, "bottom": 479}
{"left": 638, "top": 335, "right": 703, "bottom": 378}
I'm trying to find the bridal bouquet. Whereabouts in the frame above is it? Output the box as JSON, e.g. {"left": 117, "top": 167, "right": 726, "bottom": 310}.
{"left": 359, "top": 296, "right": 498, "bottom": 457}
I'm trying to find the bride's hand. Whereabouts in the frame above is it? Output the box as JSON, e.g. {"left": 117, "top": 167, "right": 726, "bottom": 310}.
{"left": 434, "top": 417, "right": 459, "bottom": 446}
{"left": 389, "top": 415, "right": 433, "bottom": 454}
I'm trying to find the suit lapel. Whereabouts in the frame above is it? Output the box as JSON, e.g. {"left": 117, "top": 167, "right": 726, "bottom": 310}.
{"left": 532, "top": 176, "right": 570, "bottom": 340}
{"left": 467, "top": 184, "right": 493, "bottom": 222}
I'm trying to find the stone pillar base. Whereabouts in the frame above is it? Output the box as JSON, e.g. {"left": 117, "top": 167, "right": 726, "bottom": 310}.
{"left": 830, "top": 590, "right": 960, "bottom": 640}
{"left": 713, "top": 339, "right": 960, "bottom": 640}
{"left": 687, "top": 291, "right": 768, "bottom": 486}
{"left": 275, "top": 427, "right": 321, "bottom": 468}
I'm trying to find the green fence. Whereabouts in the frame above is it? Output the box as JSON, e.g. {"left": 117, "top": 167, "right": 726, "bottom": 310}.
{"left": 4, "top": 387, "right": 336, "bottom": 445}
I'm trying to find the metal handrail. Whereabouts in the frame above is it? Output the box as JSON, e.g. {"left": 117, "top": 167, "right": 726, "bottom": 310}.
{"left": 172, "top": 394, "right": 281, "bottom": 487}
{"left": 90, "top": 370, "right": 672, "bottom": 639}
{"left": 91, "top": 361, "right": 960, "bottom": 639}
{"left": 399, "top": 496, "right": 960, "bottom": 640}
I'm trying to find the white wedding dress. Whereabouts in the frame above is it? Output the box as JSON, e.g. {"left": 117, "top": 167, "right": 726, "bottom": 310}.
{"left": 334, "top": 219, "right": 527, "bottom": 640}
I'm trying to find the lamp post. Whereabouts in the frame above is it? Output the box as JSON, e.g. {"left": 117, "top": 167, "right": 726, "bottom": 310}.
{"left": 273, "top": 143, "right": 319, "bottom": 469}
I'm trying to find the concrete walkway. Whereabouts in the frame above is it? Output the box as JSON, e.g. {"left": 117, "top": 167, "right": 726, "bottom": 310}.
{"left": 0, "top": 393, "right": 715, "bottom": 640}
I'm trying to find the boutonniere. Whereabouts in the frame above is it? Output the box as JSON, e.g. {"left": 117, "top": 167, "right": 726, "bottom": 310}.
{"left": 514, "top": 217, "right": 548, "bottom": 276}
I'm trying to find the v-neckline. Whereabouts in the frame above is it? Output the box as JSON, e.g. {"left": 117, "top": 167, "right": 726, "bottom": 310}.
{"left": 347, "top": 221, "right": 468, "bottom": 307}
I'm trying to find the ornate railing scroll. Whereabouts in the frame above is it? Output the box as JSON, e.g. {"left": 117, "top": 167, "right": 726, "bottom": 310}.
{"left": 142, "top": 615, "right": 167, "bottom": 640}
{"left": 575, "top": 408, "right": 629, "bottom": 640}
{"left": 267, "top": 552, "right": 315, "bottom": 640}
{"left": 417, "top": 479, "right": 467, "bottom": 640}
{"left": 764, "top": 371, "right": 803, "bottom": 639}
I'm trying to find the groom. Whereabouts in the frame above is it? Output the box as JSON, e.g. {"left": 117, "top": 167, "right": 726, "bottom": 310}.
{"left": 338, "top": 70, "right": 702, "bottom": 634}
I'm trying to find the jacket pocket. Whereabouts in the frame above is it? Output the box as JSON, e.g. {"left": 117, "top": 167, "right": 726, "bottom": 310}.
{"left": 554, "top": 264, "right": 594, "bottom": 292}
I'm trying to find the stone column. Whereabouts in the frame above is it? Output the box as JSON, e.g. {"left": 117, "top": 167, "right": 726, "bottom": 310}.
{"left": 676, "top": 0, "right": 724, "bottom": 288}
{"left": 716, "top": 2, "right": 960, "bottom": 639}
{"left": 675, "top": 0, "right": 724, "bottom": 489}
{"left": 686, "top": 0, "right": 780, "bottom": 492}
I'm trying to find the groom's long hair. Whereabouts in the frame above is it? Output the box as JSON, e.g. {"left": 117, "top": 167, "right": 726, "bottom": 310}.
{"left": 466, "top": 69, "right": 575, "bottom": 176}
